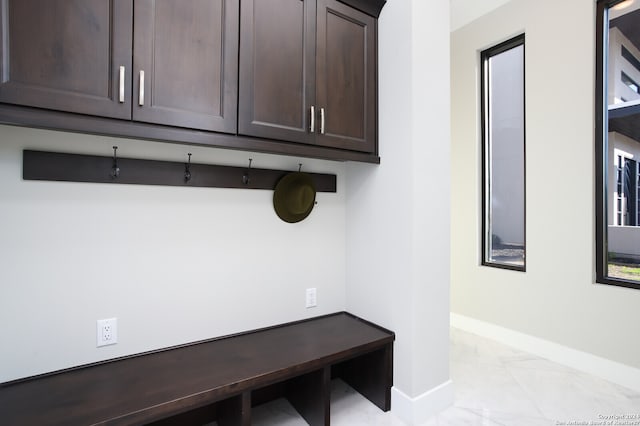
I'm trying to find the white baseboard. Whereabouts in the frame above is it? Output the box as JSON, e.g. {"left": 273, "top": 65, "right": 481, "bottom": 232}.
{"left": 391, "top": 380, "right": 454, "bottom": 425}
{"left": 450, "top": 312, "right": 640, "bottom": 393}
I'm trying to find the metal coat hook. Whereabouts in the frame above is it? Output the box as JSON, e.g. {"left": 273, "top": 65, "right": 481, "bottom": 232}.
{"left": 184, "top": 153, "right": 192, "bottom": 182}
{"left": 242, "top": 158, "right": 253, "bottom": 185}
{"left": 110, "top": 146, "right": 120, "bottom": 179}
{"left": 295, "top": 163, "right": 317, "bottom": 205}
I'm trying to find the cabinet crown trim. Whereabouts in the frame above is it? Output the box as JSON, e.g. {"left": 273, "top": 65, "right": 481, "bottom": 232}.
{"left": 338, "top": 0, "right": 386, "bottom": 17}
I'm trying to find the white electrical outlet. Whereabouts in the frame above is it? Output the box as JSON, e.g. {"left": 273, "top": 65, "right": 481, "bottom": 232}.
{"left": 306, "top": 288, "right": 317, "bottom": 308}
{"left": 97, "top": 318, "right": 118, "bottom": 347}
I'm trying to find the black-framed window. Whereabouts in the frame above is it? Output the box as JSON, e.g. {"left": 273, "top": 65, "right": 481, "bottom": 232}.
{"left": 481, "top": 34, "right": 526, "bottom": 271}
{"left": 596, "top": 0, "right": 640, "bottom": 289}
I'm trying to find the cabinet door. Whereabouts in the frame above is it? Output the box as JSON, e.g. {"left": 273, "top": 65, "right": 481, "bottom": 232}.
{"left": 238, "top": 0, "right": 316, "bottom": 144}
{"left": 316, "top": 0, "right": 376, "bottom": 152}
{"left": 133, "top": 0, "right": 238, "bottom": 133}
{"left": 0, "top": 0, "right": 132, "bottom": 119}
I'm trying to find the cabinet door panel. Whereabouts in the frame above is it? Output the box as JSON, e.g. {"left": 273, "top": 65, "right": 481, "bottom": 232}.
{"left": 238, "top": 0, "right": 315, "bottom": 144}
{"left": 0, "top": 0, "right": 132, "bottom": 119}
{"left": 133, "top": 0, "right": 238, "bottom": 133}
{"left": 316, "top": 0, "right": 376, "bottom": 152}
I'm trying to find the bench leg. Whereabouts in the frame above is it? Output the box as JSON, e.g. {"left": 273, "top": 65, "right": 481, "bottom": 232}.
{"left": 286, "top": 367, "right": 330, "bottom": 426}
{"left": 218, "top": 391, "right": 251, "bottom": 426}
{"left": 333, "top": 344, "right": 393, "bottom": 411}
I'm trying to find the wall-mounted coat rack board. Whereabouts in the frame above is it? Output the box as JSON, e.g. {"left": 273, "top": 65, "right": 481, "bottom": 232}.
{"left": 22, "top": 150, "right": 337, "bottom": 192}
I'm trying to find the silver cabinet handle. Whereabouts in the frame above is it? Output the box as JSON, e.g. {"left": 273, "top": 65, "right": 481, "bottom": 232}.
{"left": 118, "top": 66, "right": 125, "bottom": 103}
{"left": 138, "top": 70, "right": 145, "bottom": 106}
{"left": 310, "top": 106, "right": 315, "bottom": 133}
{"left": 320, "top": 107, "right": 325, "bottom": 134}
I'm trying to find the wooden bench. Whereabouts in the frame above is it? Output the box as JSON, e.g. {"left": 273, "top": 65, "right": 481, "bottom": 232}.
{"left": 0, "top": 312, "right": 394, "bottom": 425}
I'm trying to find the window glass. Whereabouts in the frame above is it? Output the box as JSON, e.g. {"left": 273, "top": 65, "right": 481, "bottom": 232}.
{"left": 621, "top": 72, "right": 640, "bottom": 94}
{"left": 597, "top": 0, "right": 640, "bottom": 288}
{"left": 481, "top": 35, "right": 526, "bottom": 270}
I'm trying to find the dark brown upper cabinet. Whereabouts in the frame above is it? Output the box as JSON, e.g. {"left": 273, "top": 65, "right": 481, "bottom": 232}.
{"left": 0, "top": 0, "right": 384, "bottom": 162}
{"left": 316, "top": 0, "right": 376, "bottom": 152}
{"left": 238, "top": 0, "right": 316, "bottom": 145}
{"left": 132, "top": 0, "right": 238, "bottom": 133}
{"left": 239, "top": 0, "right": 376, "bottom": 153}
{"left": 0, "top": 0, "right": 133, "bottom": 120}
{"left": 0, "top": 0, "right": 238, "bottom": 134}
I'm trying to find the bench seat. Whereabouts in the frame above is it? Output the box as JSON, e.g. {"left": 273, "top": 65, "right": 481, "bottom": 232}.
{"left": 0, "top": 312, "right": 394, "bottom": 426}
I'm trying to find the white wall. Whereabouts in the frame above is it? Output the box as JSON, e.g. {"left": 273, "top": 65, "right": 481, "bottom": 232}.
{"left": 451, "top": 0, "right": 640, "bottom": 371}
{"left": 346, "top": 0, "right": 452, "bottom": 423}
{"left": 0, "top": 124, "right": 347, "bottom": 383}
{"left": 450, "top": 0, "right": 512, "bottom": 32}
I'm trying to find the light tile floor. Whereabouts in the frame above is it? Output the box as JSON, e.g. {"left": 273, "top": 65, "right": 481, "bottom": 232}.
{"left": 251, "top": 328, "right": 640, "bottom": 425}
